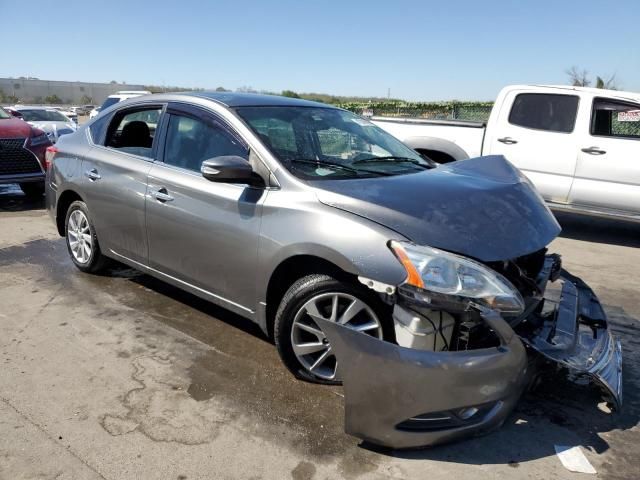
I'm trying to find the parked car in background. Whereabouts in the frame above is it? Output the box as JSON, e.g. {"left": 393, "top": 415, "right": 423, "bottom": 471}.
{"left": 13, "top": 106, "right": 77, "bottom": 143}
{"left": 49, "top": 106, "right": 78, "bottom": 124}
{"left": 374, "top": 85, "right": 640, "bottom": 222}
{"left": 4, "top": 107, "right": 23, "bottom": 119}
{"left": 46, "top": 92, "right": 621, "bottom": 448}
{"left": 89, "top": 90, "right": 152, "bottom": 119}
{"left": 0, "top": 106, "right": 52, "bottom": 196}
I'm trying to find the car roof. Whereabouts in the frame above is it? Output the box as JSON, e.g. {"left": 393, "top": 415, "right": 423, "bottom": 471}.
{"left": 13, "top": 105, "right": 62, "bottom": 110}
{"left": 178, "top": 91, "right": 336, "bottom": 109}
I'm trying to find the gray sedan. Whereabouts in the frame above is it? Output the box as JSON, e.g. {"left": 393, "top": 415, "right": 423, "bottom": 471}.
{"left": 45, "top": 92, "right": 622, "bottom": 448}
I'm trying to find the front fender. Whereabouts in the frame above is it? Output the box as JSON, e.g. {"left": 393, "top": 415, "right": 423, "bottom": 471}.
{"left": 256, "top": 190, "right": 408, "bottom": 305}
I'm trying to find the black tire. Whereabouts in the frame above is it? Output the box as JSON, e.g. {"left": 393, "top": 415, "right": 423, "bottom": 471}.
{"left": 274, "top": 274, "right": 393, "bottom": 384}
{"left": 19, "top": 182, "right": 45, "bottom": 197}
{"left": 64, "top": 200, "right": 109, "bottom": 273}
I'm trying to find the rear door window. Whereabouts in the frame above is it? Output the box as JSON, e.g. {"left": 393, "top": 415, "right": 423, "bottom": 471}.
{"left": 509, "top": 93, "right": 579, "bottom": 133}
{"left": 591, "top": 98, "right": 640, "bottom": 139}
{"left": 104, "top": 107, "right": 162, "bottom": 158}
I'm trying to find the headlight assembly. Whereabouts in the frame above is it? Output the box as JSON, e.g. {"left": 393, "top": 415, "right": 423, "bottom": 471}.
{"left": 390, "top": 241, "right": 524, "bottom": 315}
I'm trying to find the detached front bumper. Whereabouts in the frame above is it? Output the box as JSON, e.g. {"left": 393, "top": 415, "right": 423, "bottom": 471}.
{"left": 320, "top": 270, "right": 622, "bottom": 449}
{"left": 318, "top": 309, "right": 529, "bottom": 449}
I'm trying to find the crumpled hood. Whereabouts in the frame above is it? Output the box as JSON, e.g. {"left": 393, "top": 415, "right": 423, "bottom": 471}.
{"left": 312, "top": 155, "right": 561, "bottom": 262}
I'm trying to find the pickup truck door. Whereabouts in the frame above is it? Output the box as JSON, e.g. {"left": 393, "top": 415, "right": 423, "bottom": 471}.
{"left": 568, "top": 97, "right": 640, "bottom": 216}
{"left": 484, "top": 91, "right": 581, "bottom": 203}
{"left": 145, "top": 103, "right": 265, "bottom": 314}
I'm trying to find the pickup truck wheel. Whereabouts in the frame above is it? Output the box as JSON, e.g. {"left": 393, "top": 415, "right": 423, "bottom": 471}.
{"left": 64, "top": 200, "right": 109, "bottom": 273}
{"left": 274, "top": 274, "right": 392, "bottom": 384}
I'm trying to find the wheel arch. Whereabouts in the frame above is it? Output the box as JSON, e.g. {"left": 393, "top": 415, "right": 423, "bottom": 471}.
{"left": 402, "top": 136, "right": 470, "bottom": 162}
{"left": 263, "top": 254, "right": 358, "bottom": 338}
{"left": 55, "top": 189, "right": 84, "bottom": 236}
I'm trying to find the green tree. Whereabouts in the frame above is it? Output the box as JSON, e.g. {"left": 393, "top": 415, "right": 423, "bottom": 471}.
{"left": 44, "top": 94, "right": 62, "bottom": 104}
{"left": 281, "top": 90, "right": 301, "bottom": 98}
{"left": 80, "top": 95, "right": 93, "bottom": 104}
{"left": 215, "top": 86, "right": 229, "bottom": 92}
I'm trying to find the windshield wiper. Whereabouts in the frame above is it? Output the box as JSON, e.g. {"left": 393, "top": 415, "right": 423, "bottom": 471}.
{"left": 290, "top": 159, "right": 392, "bottom": 176}
{"left": 352, "top": 156, "right": 431, "bottom": 169}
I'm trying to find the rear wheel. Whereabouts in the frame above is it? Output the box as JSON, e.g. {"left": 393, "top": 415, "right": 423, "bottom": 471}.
{"left": 274, "top": 274, "right": 392, "bottom": 384}
{"left": 65, "top": 200, "right": 109, "bottom": 273}
{"left": 19, "top": 182, "right": 45, "bottom": 197}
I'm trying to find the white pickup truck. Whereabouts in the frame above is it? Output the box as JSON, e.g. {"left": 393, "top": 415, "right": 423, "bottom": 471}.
{"left": 374, "top": 85, "right": 640, "bottom": 222}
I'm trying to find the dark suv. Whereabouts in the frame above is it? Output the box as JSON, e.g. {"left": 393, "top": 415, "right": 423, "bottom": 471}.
{"left": 0, "top": 106, "right": 52, "bottom": 196}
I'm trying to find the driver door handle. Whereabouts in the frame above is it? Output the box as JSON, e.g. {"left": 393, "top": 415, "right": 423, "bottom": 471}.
{"left": 581, "top": 146, "right": 607, "bottom": 155}
{"left": 84, "top": 168, "right": 101, "bottom": 181}
{"left": 151, "top": 188, "right": 174, "bottom": 203}
{"left": 497, "top": 137, "right": 518, "bottom": 145}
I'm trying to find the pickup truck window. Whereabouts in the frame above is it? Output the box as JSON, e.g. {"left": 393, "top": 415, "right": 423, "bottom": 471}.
{"left": 591, "top": 98, "right": 640, "bottom": 139}
{"left": 509, "top": 93, "right": 579, "bottom": 133}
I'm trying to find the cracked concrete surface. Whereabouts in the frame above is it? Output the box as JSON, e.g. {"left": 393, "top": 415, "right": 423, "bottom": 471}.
{"left": 1, "top": 185, "right": 639, "bottom": 479}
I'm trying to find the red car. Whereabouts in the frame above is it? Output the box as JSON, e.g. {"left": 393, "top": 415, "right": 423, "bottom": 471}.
{"left": 0, "top": 106, "right": 52, "bottom": 196}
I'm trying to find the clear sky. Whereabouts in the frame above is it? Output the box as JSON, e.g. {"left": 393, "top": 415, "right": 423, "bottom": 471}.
{"left": 2, "top": 0, "right": 638, "bottom": 101}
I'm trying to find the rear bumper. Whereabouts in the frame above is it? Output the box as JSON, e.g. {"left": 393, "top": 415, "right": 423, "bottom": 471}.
{"left": 320, "top": 270, "right": 622, "bottom": 449}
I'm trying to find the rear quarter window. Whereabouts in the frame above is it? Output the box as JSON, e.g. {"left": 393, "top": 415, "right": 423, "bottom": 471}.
{"left": 89, "top": 115, "right": 110, "bottom": 144}
{"left": 509, "top": 93, "right": 579, "bottom": 133}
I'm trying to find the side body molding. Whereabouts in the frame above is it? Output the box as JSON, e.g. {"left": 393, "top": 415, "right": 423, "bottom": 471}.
{"left": 317, "top": 310, "right": 528, "bottom": 449}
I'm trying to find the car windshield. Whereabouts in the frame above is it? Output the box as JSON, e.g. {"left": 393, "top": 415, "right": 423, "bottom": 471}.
{"left": 19, "top": 109, "right": 70, "bottom": 122}
{"left": 235, "top": 106, "right": 432, "bottom": 179}
{"left": 100, "top": 97, "right": 121, "bottom": 111}
{"left": 0, "top": 108, "right": 10, "bottom": 119}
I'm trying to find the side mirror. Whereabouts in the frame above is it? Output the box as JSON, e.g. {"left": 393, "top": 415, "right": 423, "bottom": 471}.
{"left": 201, "top": 156, "right": 256, "bottom": 184}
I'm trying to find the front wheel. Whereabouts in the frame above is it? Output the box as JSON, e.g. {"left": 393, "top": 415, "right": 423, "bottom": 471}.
{"left": 274, "top": 274, "right": 392, "bottom": 384}
{"left": 64, "top": 200, "right": 109, "bottom": 273}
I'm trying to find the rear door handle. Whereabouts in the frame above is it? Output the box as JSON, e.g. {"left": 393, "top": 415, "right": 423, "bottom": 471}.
{"left": 84, "top": 168, "right": 101, "bottom": 181}
{"left": 497, "top": 137, "right": 518, "bottom": 145}
{"left": 151, "top": 188, "right": 174, "bottom": 203}
{"left": 581, "top": 146, "right": 607, "bottom": 155}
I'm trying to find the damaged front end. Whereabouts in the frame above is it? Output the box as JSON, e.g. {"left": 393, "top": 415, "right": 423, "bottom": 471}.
{"left": 324, "top": 249, "right": 623, "bottom": 449}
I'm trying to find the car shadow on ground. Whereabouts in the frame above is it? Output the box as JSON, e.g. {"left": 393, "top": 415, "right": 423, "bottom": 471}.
{"left": 0, "top": 184, "right": 44, "bottom": 212}
{"left": 554, "top": 211, "right": 640, "bottom": 248}
{"left": 105, "top": 263, "right": 272, "bottom": 346}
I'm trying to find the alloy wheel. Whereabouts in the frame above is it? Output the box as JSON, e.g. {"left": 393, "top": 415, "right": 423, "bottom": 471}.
{"left": 291, "top": 292, "right": 382, "bottom": 381}
{"left": 67, "top": 209, "right": 93, "bottom": 264}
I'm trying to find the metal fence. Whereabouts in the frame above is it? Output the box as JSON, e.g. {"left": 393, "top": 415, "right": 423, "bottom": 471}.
{"left": 339, "top": 102, "right": 494, "bottom": 123}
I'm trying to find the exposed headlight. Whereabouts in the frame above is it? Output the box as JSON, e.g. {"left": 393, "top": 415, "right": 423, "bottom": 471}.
{"left": 390, "top": 241, "right": 524, "bottom": 314}
{"left": 29, "top": 133, "right": 50, "bottom": 147}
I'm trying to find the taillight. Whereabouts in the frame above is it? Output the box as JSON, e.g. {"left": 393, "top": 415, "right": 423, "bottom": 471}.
{"left": 45, "top": 146, "right": 58, "bottom": 170}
